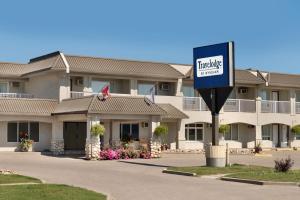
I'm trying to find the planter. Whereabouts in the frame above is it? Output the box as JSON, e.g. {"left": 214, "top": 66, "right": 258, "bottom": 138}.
{"left": 205, "top": 145, "right": 226, "bottom": 167}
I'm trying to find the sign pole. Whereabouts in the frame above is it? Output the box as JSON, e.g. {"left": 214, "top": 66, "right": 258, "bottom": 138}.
{"left": 211, "top": 88, "right": 219, "bottom": 146}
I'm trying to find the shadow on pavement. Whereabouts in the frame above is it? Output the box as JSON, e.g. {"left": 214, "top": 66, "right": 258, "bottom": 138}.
{"left": 118, "top": 160, "right": 170, "bottom": 168}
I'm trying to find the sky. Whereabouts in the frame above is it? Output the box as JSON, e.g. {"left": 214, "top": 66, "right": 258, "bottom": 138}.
{"left": 0, "top": 0, "right": 299, "bottom": 73}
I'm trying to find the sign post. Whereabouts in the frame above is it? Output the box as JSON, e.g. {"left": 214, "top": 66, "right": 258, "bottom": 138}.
{"left": 193, "top": 42, "right": 235, "bottom": 167}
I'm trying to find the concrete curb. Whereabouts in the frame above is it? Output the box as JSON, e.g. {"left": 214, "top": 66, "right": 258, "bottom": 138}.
{"left": 162, "top": 169, "right": 197, "bottom": 176}
{"left": 220, "top": 177, "right": 300, "bottom": 187}
{"left": 0, "top": 182, "right": 41, "bottom": 186}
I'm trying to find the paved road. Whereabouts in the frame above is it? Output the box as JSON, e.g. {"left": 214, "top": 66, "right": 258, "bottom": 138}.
{"left": 0, "top": 151, "right": 300, "bottom": 200}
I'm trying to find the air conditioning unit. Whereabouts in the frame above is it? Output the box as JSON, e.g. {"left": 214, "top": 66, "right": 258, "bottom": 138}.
{"left": 159, "top": 83, "right": 170, "bottom": 91}
{"left": 238, "top": 87, "right": 248, "bottom": 94}
{"left": 11, "top": 82, "right": 20, "bottom": 87}
{"left": 74, "top": 77, "right": 83, "bottom": 86}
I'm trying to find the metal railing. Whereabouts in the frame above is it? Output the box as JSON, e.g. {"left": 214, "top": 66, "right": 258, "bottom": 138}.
{"left": 0, "top": 93, "right": 34, "bottom": 98}
{"left": 296, "top": 102, "right": 300, "bottom": 114}
{"left": 70, "top": 91, "right": 96, "bottom": 99}
{"left": 261, "top": 100, "right": 290, "bottom": 113}
{"left": 223, "top": 99, "right": 256, "bottom": 113}
{"left": 183, "top": 97, "right": 208, "bottom": 111}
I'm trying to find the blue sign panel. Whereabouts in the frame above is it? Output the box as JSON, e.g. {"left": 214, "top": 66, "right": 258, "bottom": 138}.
{"left": 193, "top": 42, "right": 234, "bottom": 89}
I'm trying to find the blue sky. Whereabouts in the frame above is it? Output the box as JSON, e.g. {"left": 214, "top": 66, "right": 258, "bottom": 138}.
{"left": 0, "top": 0, "right": 299, "bottom": 73}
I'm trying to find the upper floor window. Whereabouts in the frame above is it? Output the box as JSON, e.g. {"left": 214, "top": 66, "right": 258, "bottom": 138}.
{"left": 185, "top": 123, "right": 203, "bottom": 141}
{"left": 138, "top": 82, "right": 155, "bottom": 95}
{"left": 0, "top": 82, "right": 8, "bottom": 93}
{"left": 91, "top": 80, "right": 109, "bottom": 93}
{"left": 182, "top": 85, "right": 196, "bottom": 97}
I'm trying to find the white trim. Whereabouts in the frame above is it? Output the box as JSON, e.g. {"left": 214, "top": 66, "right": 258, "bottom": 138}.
{"left": 228, "top": 41, "right": 234, "bottom": 87}
{"left": 60, "top": 52, "right": 70, "bottom": 74}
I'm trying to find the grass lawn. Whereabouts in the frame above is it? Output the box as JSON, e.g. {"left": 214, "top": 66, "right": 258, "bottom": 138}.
{"left": 168, "top": 164, "right": 300, "bottom": 183}
{"left": 0, "top": 184, "right": 106, "bottom": 200}
{"left": 168, "top": 164, "right": 271, "bottom": 176}
{"left": 225, "top": 170, "right": 300, "bottom": 182}
{"left": 0, "top": 174, "right": 41, "bottom": 184}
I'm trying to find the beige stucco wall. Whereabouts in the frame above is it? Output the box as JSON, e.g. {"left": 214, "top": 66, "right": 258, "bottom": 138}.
{"left": 25, "top": 72, "right": 60, "bottom": 99}
{"left": 0, "top": 121, "right": 52, "bottom": 152}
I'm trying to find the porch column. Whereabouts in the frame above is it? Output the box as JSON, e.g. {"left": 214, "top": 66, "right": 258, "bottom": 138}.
{"left": 255, "top": 125, "right": 262, "bottom": 146}
{"left": 149, "top": 120, "right": 161, "bottom": 158}
{"left": 85, "top": 117, "right": 101, "bottom": 159}
{"left": 256, "top": 97, "right": 262, "bottom": 114}
{"left": 176, "top": 120, "right": 182, "bottom": 149}
{"left": 51, "top": 119, "right": 64, "bottom": 155}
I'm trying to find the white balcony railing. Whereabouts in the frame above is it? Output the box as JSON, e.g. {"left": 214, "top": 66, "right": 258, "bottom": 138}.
{"left": 296, "top": 102, "right": 300, "bottom": 114}
{"left": 261, "top": 100, "right": 290, "bottom": 113}
{"left": 223, "top": 99, "right": 256, "bottom": 113}
{"left": 183, "top": 97, "right": 208, "bottom": 111}
{"left": 0, "top": 93, "right": 34, "bottom": 98}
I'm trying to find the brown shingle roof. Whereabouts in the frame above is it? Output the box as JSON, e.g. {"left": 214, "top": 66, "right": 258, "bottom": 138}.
{"left": 0, "top": 62, "right": 27, "bottom": 77}
{"left": 65, "top": 55, "right": 184, "bottom": 79}
{"left": 158, "top": 104, "right": 188, "bottom": 119}
{"left": 53, "top": 95, "right": 166, "bottom": 116}
{"left": 235, "top": 70, "right": 265, "bottom": 84}
{"left": 0, "top": 98, "right": 57, "bottom": 116}
{"left": 268, "top": 72, "right": 300, "bottom": 88}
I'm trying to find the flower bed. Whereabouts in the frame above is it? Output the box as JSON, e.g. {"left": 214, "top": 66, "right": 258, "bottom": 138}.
{"left": 99, "top": 147, "right": 151, "bottom": 160}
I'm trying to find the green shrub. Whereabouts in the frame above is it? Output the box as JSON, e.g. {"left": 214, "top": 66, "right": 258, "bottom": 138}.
{"left": 219, "top": 124, "right": 230, "bottom": 135}
{"left": 291, "top": 125, "right": 300, "bottom": 135}
{"left": 154, "top": 125, "right": 168, "bottom": 137}
{"left": 90, "top": 124, "right": 105, "bottom": 137}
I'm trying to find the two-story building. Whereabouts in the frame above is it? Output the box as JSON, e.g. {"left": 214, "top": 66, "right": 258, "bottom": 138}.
{"left": 0, "top": 51, "right": 300, "bottom": 154}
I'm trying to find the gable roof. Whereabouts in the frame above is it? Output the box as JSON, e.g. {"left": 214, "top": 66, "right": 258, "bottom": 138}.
{"left": 64, "top": 55, "right": 184, "bottom": 79}
{"left": 268, "top": 72, "right": 300, "bottom": 88}
{"left": 53, "top": 95, "right": 167, "bottom": 116}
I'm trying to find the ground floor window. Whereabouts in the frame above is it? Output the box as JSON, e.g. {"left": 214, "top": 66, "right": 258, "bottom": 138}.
{"left": 262, "top": 125, "right": 272, "bottom": 140}
{"left": 296, "top": 134, "right": 300, "bottom": 140}
{"left": 120, "top": 123, "right": 139, "bottom": 141}
{"left": 7, "top": 122, "right": 39, "bottom": 142}
{"left": 225, "top": 124, "right": 239, "bottom": 140}
{"left": 185, "top": 123, "right": 203, "bottom": 141}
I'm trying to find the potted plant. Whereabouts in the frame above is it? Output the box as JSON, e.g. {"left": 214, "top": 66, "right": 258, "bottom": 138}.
{"left": 154, "top": 125, "right": 168, "bottom": 150}
{"left": 219, "top": 124, "right": 230, "bottom": 140}
{"left": 19, "top": 133, "right": 33, "bottom": 152}
{"left": 291, "top": 125, "right": 300, "bottom": 140}
{"left": 91, "top": 123, "right": 105, "bottom": 137}
{"left": 254, "top": 142, "right": 262, "bottom": 154}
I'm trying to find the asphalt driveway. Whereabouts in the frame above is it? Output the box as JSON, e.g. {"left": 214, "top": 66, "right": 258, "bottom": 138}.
{"left": 0, "top": 151, "right": 300, "bottom": 200}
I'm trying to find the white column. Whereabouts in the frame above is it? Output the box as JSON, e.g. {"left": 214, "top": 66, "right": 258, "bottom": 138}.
{"left": 255, "top": 125, "right": 262, "bottom": 145}
{"left": 176, "top": 78, "right": 183, "bottom": 96}
{"left": 83, "top": 76, "right": 93, "bottom": 95}
{"left": 256, "top": 97, "right": 262, "bottom": 114}
{"left": 290, "top": 89, "right": 296, "bottom": 115}
{"left": 130, "top": 79, "right": 138, "bottom": 95}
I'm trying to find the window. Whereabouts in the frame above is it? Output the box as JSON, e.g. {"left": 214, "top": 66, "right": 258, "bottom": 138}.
{"left": 225, "top": 124, "right": 238, "bottom": 140}
{"left": 0, "top": 82, "right": 8, "bottom": 93}
{"left": 91, "top": 80, "right": 109, "bottom": 93}
{"left": 138, "top": 82, "right": 155, "bottom": 95}
{"left": 185, "top": 123, "right": 203, "bottom": 141}
{"left": 7, "top": 123, "right": 17, "bottom": 142}
{"left": 7, "top": 122, "right": 39, "bottom": 142}
{"left": 182, "top": 85, "right": 196, "bottom": 97}
{"left": 262, "top": 125, "right": 272, "bottom": 140}
{"left": 120, "top": 123, "right": 139, "bottom": 141}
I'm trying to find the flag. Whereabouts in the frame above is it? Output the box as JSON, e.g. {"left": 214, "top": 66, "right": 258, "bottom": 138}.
{"left": 97, "top": 84, "right": 110, "bottom": 101}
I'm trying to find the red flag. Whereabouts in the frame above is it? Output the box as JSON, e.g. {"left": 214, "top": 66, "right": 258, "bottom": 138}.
{"left": 98, "top": 84, "right": 110, "bottom": 101}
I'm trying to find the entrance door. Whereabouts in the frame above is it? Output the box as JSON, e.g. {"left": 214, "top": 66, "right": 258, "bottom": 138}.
{"left": 63, "top": 122, "right": 87, "bottom": 150}
{"left": 272, "top": 124, "right": 279, "bottom": 147}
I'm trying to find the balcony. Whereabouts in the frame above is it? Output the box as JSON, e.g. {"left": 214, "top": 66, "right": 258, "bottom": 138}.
{"left": 223, "top": 99, "right": 256, "bottom": 113}
{"left": 261, "top": 100, "right": 290, "bottom": 114}
{"left": 0, "top": 93, "right": 34, "bottom": 99}
{"left": 183, "top": 97, "right": 208, "bottom": 111}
